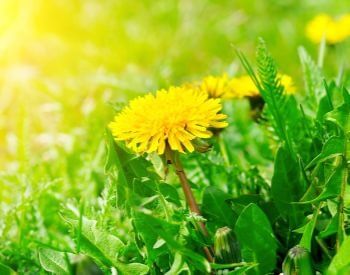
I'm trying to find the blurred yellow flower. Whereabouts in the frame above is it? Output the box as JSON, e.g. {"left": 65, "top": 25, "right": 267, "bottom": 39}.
{"left": 199, "top": 74, "right": 233, "bottom": 99}
{"left": 279, "top": 74, "right": 296, "bottom": 95}
{"left": 109, "top": 87, "right": 228, "bottom": 155}
{"left": 229, "top": 74, "right": 295, "bottom": 97}
{"left": 305, "top": 14, "right": 350, "bottom": 44}
{"left": 229, "top": 75, "right": 259, "bottom": 98}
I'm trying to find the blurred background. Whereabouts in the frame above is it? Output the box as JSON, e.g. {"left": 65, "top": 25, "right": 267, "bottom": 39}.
{"left": 0, "top": 0, "right": 349, "bottom": 197}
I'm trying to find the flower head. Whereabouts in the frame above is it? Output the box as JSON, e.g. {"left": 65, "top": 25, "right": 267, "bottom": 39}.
{"left": 109, "top": 87, "right": 228, "bottom": 155}
{"left": 229, "top": 75, "right": 259, "bottom": 98}
{"left": 199, "top": 74, "right": 233, "bottom": 99}
{"left": 279, "top": 74, "right": 296, "bottom": 95}
{"left": 305, "top": 14, "right": 350, "bottom": 44}
{"left": 229, "top": 74, "right": 295, "bottom": 97}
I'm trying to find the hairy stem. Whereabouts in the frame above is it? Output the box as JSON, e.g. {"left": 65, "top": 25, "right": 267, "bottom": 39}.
{"left": 165, "top": 146, "right": 213, "bottom": 262}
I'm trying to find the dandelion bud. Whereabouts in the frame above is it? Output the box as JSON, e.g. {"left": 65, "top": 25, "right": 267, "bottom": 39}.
{"left": 214, "top": 227, "right": 241, "bottom": 264}
{"left": 282, "top": 245, "right": 314, "bottom": 275}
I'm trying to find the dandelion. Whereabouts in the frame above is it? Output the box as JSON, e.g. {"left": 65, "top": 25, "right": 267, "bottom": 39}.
{"left": 198, "top": 74, "right": 233, "bottom": 99}
{"left": 229, "top": 74, "right": 296, "bottom": 97}
{"left": 109, "top": 86, "right": 228, "bottom": 155}
{"left": 109, "top": 86, "right": 228, "bottom": 262}
{"left": 305, "top": 14, "right": 350, "bottom": 44}
{"left": 279, "top": 74, "right": 296, "bottom": 95}
{"left": 229, "top": 75, "right": 259, "bottom": 98}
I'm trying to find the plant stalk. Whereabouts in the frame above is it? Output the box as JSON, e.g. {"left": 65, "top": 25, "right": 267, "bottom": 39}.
{"left": 336, "top": 157, "right": 347, "bottom": 251}
{"left": 218, "top": 134, "right": 230, "bottom": 167}
{"left": 165, "top": 146, "right": 213, "bottom": 262}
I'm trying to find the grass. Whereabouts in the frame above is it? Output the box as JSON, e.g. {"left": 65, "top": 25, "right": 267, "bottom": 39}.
{"left": 1, "top": 0, "right": 350, "bottom": 274}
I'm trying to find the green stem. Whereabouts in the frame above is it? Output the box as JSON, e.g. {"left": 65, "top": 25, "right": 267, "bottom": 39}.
{"left": 315, "top": 236, "right": 332, "bottom": 260}
{"left": 317, "top": 36, "right": 326, "bottom": 68}
{"left": 165, "top": 146, "right": 213, "bottom": 262}
{"left": 156, "top": 182, "right": 170, "bottom": 221}
{"left": 336, "top": 157, "right": 347, "bottom": 251}
{"left": 218, "top": 134, "right": 230, "bottom": 167}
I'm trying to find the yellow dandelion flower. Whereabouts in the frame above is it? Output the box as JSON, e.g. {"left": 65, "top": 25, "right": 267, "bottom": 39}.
{"left": 228, "top": 75, "right": 259, "bottom": 98}
{"left": 109, "top": 86, "right": 228, "bottom": 155}
{"left": 338, "top": 14, "right": 350, "bottom": 39}
{"left": 228, "top": 74, "right": 296, "bottom": 97}
{"left": 199, "top": 74, "right": 233, "bottom": 99}
{"left": 279, "top": 74, "right": 296, "bottom": 95}
{"left": 305, "top": 14, "right": 350, "bottom": 44}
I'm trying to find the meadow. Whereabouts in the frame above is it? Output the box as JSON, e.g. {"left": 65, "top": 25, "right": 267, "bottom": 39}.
{"left": 1, "top": 1, "right": 350, "bottom": 274}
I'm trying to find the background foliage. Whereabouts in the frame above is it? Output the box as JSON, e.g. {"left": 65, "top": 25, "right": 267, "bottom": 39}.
{"left": 1, "top": 0, "right": 350, "bottom": 274}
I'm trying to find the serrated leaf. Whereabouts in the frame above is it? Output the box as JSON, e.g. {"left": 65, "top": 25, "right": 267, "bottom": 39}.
{"left": 306, "top": 136, "right": 345, "bottom": 169}
{"left": 105, "top": 130, "right": 160, "bottom": 208}
{"left": 234, "top": 203, "right": 277, "bottom": 275}
{"left": 133, "top": 212, "right": 210, "bottom": 273}
{"left": 325, "top": 103, "right": 350, "bottom": 134}
{"left": 38, "top": 248, "right": 70, "bottom": 275}
{"left": 64, "top": 215, "right": 146, "bottom": 274}
{"left": 299, "top": 164, "right": 345, "bottom": 204}
{"left": 298, "top": 46, "right": 324, "bottom": 106}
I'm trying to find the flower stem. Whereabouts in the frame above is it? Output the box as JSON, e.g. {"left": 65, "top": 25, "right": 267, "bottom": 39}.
{"left": 165, "top": 146, "right": 213, "bottom": 262}
{"left": 317, "top": 36, "right": 326, "bottom": 68}
{"left": 218, "top": 134, "right": 230, "bottom": 167}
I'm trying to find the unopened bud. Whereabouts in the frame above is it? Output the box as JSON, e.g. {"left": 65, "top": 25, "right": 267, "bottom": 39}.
{"left": 282, "top": 245, "right": 314, "bottom": 275}
{"left": 214, "top": 227, "right": 241, "bottom": 264}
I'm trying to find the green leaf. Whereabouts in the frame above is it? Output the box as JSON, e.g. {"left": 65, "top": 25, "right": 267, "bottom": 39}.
{"left": 271, "top": 147, "right": 305, "bottom": 228}
{"left": 0, "top": 263, "right": 16, "bottom": 275}
{"left": 327, "top": 237, "right": 350, "bottom": 275}
{"left": 342, "top": 87, "right": 350, "bottom": 105}
{"left": 236, "top": 40, "right": 296, "bottom": 155}
{"left": 306, "top": 136, "right": 345, "bottom": 169}
{"left": 228, "top": 264, "right": 259, "bottom": 274}
{"left": 325, "top": 103, "right": 350, "bottom": 134}
{"left": 64, "top": 214, "right": 147, "bottom": 274}
{"left": 105, "top": 130, "right": 160, "bottom": 208}
{"left": 115, "top": 263, "right": 149, "bottom": 275}
{"left": 299, "top": 204, "right": 321, "bottom": 250}
{"left": 298, "top": 46, "right": 324, "bottom": 106}
{"left": 300, "top": 164, "right": 345, "bottom": 204}
{"left": 165, "top": 253, "right": 186, "bottom": 275}
{"left": 38, "top": 248, "right": 70, "bottom": 275}
{"left": 133, "top": 212, "right": 210, "bottom": 273}
{"left": 319, "top": 213, "right": 339, "bottom": 239}
{"left": 132, "top": 178, "right": 180, "bottom": 206}
{"left": 202, "top": 186, "right": 237, "bottom": 228}
{"left": 234, "top": 203, "right": 277, "bottom": 275}
{"left": 133, "top": 211, "right": 179, "bottom": 264}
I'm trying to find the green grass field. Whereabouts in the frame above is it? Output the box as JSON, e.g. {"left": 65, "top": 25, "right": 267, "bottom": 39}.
{"left": 1, "top": 1, "right": 350, "bottom": 274}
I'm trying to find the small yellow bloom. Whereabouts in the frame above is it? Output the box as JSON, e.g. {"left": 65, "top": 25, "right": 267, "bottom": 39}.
{"left": 228, "top": 75, "right": 259, "bottom": 98}
{"left": 199, "top": 74, "right": 233, "bottom": 99}
{"left": 109, "top": 87, "right": 228, "bottom": 155}
{"left": 228, "top": 74, "right": 295, "bottom": 97}
{"left": 305, "top": 14, "right": 350, "bottom": 44}
{"left": 279, "top": 74, "right": 296, "bottom": 95}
